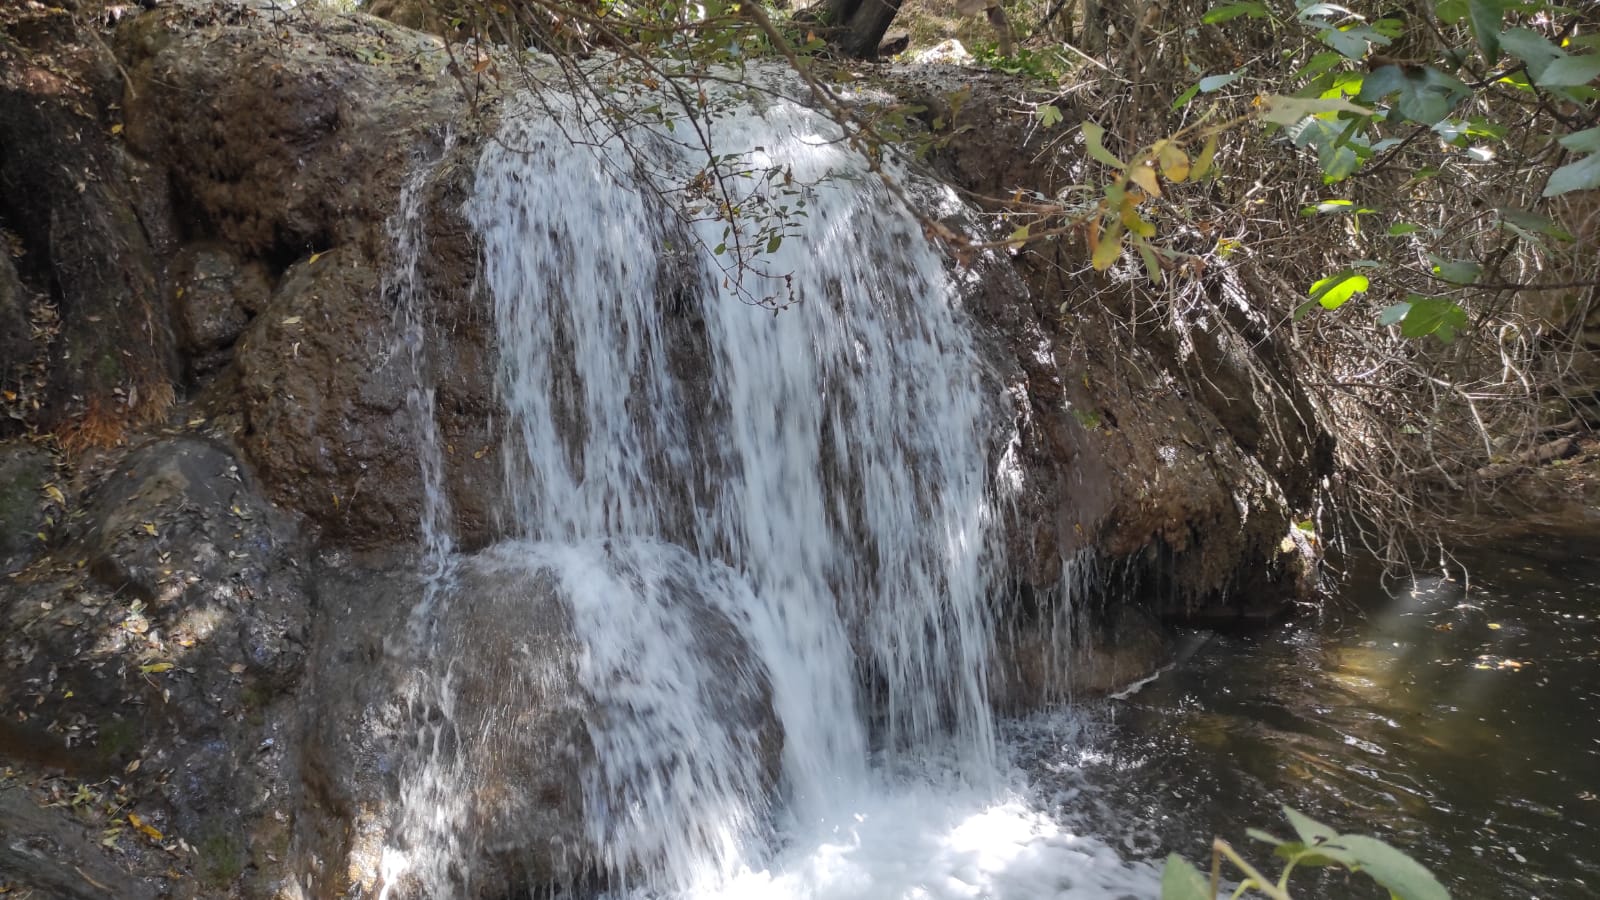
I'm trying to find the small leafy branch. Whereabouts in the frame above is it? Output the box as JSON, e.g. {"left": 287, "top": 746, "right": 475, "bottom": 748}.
{"left": 1161, "top": 807, "right": 1451, "bottom": 900}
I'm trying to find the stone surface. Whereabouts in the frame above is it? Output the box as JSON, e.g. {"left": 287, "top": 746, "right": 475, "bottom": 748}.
{"left": 169, "top": 244, "right": 271, "bottom": 374}
{"left": 0, "top": 441, "right": 48, "bottom": 572}
{"left": 0, "top": 437, "right": 311, "bottom": 899}
{"left": 298, "top": 549, "right": 782, "bottom": 897}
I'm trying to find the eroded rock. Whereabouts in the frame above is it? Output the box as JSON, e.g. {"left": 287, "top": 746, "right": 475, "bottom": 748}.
{"left": 300, "top": 545, "right": 782, "bottom": 898}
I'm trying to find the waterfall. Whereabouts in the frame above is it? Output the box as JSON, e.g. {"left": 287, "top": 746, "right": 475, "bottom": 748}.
{"left": 381, "top": 74, "right": 1156, "bottom": 900}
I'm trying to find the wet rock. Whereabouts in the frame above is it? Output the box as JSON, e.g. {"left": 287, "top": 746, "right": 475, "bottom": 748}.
{"left": 0, "top": 2, "right": 177, "bottom": 434}
{"left": 233, "top": 245, "right": 499, "bottom": 550}
{"left": 0, "top": 784, "right": 160, "bottom": 900}
{"left": 0, "top": 441, "right": 49, "bottom": 572}
{"left": 0, "top": 436, "right": 311, "bottom": 896}
{"left": 299, "top": 546, "right": 782, "bottom": 898}
{"left": 0, "top": 252, "right": 31, "bottom": 401}
{"left": 119, "top": 1, "right": 466, "bottom": 264}
{"left": 169, "top": 244, "right": 270, "bottom": 375}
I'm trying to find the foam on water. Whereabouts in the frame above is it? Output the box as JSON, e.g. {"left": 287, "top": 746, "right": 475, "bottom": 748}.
{"left": 383, "top": 70, "right": 1159, "bottom": 899}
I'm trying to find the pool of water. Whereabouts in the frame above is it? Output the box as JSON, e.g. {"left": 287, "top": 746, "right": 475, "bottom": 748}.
{"left": 1016, "top": 531, "right": 1600, "bottom": 898}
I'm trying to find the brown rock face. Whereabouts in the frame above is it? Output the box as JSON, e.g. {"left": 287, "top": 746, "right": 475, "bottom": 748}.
{"left": 300, "top": 548, "right": 782, "bottom": 897}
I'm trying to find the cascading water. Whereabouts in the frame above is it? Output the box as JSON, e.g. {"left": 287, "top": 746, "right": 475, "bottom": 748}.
{"left": 381, "top": 72, "right": 1157, "bottom": 900}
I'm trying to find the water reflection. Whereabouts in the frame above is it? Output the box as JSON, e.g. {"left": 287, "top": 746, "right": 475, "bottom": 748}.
{"left": 1017, "top": 531, "right": 1600, "bottom": 898}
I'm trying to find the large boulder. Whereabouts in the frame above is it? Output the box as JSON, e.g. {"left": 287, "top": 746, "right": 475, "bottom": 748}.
{"left": 0, "top": 437, "right": 311, "bottom": 897}
{"left": 298, "top": 542, "right": 783, "bottom": 898}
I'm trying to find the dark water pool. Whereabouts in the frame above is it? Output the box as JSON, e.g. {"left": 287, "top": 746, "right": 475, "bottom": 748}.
{"left": 1020, "top": 532, "right": 1600, "bottom": 898}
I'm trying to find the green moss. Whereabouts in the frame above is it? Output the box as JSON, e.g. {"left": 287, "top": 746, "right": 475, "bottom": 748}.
{"left": 197, "top": 825, "right": 248, "bottom": 889}
{"left": 95, "top": 350, "right": 124, "bottom": 386}
{"left": 94, "top": 716, "right": 140, "bottom": 763}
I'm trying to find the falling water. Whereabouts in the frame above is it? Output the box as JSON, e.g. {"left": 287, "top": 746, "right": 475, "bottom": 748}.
{"left": 384, "top": 73, "right": 1158, "bottom": 899}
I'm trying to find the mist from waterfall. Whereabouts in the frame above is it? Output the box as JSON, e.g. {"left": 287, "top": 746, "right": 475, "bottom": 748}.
{"left": 381, "top": 73, "right": 1157, "bottom": 900}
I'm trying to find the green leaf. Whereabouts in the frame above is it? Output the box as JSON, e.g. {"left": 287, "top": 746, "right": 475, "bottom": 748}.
{"left": 1308, "top": 271, "right": 1370, "bottom": 309}
{"left": 1387, "top": 222, "right": 1421, "bottom": 235}
{"left": 1498, "top": 208, "right": 1574, "bottom": 241}
{"left": 1202, "top": 1, "right": 1268, "bottom": 24}
{"left": 1172, "top": 83, "right": 1202, "bottom": 110}
{"left": 1159, "top": 854, "right": 1212, "bottom": 900}
{"left": 1360, "top": 65, "right": 1469, "bottom": 125}
{"left": 1499, "top": 28, "right": 1564, "bottom": 80}
{"left": 1400, "top": 296, "right": 1469, "bottom": 342}
{"left": 1036, "top": 104, "right": 1064, "bottom": 128}
{"left": 1136, "top": 236, "right": 1162, "bottom": 283}
{"left": 1430, "top": 255, "right": 1482, "bottom": 284}
{"left": 1321, "top": 834, "right": 1452, "bottom": 900}
{"left": 1008, "top": 225, "right": 1029, "bottom": 249}
{"left": 1284, "top": 807, "right": 1339, "bottom": 845}
{"left": 1544, "top": 152, "right": 1600, "bottom": 196}
{"left": 1560, "top": 126, "right": 1600, "bottom": 153}
{"left": 1539, "top": 53, "right": 1600, "bottom": 87}
{"left": 1295, "top": 51, "right": 1346, "bottom": 80}
{"left": 1246, "top": 828, "right": 1287, "bottom": 847}
{"left": 766, "top": 233, "right": 783, "bottom": 254}
{"left": 1379, "top": 301, "right": 1412, "bottom": 326}
{"left": 1081, "top": 121, "right": 1126, "bottom": 168}
{"left": 1319, "top": 24, "right": 1391, "bottom": 59}
{"left": 1468, "top": 0, "right": 1504, "bottom": 63}
{"left": 1199, "top": 71, "right": 1242, "bottom": 92}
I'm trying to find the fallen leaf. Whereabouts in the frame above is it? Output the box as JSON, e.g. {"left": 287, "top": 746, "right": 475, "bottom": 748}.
{"left": 128, "top": 812, "right": 163, "bottom": 842}
{"left": 281, "top": 316, "right": 303, "bottom": 326}
{"left": 139, "top": 662, "right": 174, "bottom": 674}
{"left": 140, "top": 522, "right": 157, "bottom": 537}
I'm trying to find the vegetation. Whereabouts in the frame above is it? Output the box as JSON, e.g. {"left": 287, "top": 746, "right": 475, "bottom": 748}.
{"left": 1160, "top": 807, "right": 1450, "bottom": 900}
{"left": 411, "top": 0, "right": 1600, "bottom": 566}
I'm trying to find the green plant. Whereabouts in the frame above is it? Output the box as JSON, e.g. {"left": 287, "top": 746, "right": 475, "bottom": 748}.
{"left": 1160, "top": 807, "right": 1450, "bottom": 900}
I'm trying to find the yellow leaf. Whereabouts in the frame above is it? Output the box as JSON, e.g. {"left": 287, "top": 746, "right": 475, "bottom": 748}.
{"left": 43, "top": 484, "right": 66, "bottom": 505}
{"left": 140, "top": 661, "right": 174, "bottom": 674}
{"left": 110, "top": 123, "right": 124, "bottom": 135}
{"left": 1119, "top": 200, "right": 1156, "bottom": 238}
{"left": 128, "top": 812, "right": 163, "bottom": 842}
{"left": 1092, "top": 224, "right": 1124, "bottom": 271}
{"left": 308, "top": 251, "right": 325, "bottom": 265}
{"left": 1128, "top": 165, "right": 1161, "bottom": 198}
{"left": 1487, "top": 622, "right": 1502, "bottom": 630}
{"left": 1157, "top": 142, "right": 1191, "bottom": 182}
{"left": 140, "top": 522, "right": 158, "bottom": 536}
{"left": 1192, "top": 134, "right": 1219, "bottom": 180}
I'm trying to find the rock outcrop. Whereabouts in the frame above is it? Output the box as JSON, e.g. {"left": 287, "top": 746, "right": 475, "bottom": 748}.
{"left": 0, "top": 1, "right": 1333, "bottom": 897}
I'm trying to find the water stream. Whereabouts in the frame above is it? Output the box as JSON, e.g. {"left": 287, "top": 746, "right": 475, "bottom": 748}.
{"left": 1024, "top": 533, "right": 1600, "bottom": 899}
{"left": 373, "top": 74, "right": 1599, "bottom": 900}
{"left": 378, "top": 78, "right": 1157, "bottom": 898}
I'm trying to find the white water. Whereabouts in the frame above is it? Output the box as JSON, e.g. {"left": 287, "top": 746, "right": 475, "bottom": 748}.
{"left": 383, "top": 74, "right": 1158, "bottom": 899}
